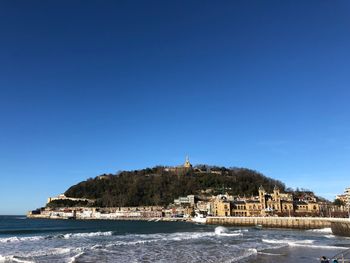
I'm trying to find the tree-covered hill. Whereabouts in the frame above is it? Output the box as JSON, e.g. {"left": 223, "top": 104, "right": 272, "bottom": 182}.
{"left": 64, "top": 166, "right": 285, "bottom": 207}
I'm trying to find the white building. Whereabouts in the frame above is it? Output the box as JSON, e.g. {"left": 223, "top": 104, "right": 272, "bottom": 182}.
{"left": 174, "top": 195, "right": 195, "bottom": 207}
{"left": 345, "top": 187, "right": 350, "bottom": 207}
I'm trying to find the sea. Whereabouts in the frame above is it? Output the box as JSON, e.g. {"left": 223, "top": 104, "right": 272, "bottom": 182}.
{"left": 1, "top": 216, "right": 350, "bottom": 263}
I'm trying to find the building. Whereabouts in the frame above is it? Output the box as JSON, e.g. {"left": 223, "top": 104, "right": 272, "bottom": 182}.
{"left": 222, "top": 186, "right": 319, "bottom": 217}
{"left": 184, "top": 156, "right": 192, "bottom": 168}
{"left": 174, "top": 195, "right": 195, "bottom": 207}
{"left": 335, "top": 187, "right": 350, "bottom": 207}
{"left": 170, "top": 185, "right": 324, "bottom": 218}
{"left": 257, "top": 185, "right": 294, "bottom": 216}
{"left": 336, "top": 194, "right": 348, "bottom": 205}
{"left": 345, "top": 187, "right": 350, "bottom": 207}
{"left": 244, "top": 200, "right": 262, "bottom": 217}
{"left": 164, "top": 156, "right": 193, "bottom": 175}
{"left": 212, "top": 196, "right": 231, "bottom": 216}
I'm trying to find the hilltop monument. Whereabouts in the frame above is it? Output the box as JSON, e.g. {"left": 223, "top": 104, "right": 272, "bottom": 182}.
{"left": 184, "top": 155, "right": 192, "bottom": 169}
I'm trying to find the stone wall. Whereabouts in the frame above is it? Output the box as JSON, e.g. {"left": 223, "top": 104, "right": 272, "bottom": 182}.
{"left": 331, "top": 222, "right": 350, "bottom": 237}
{"left": 207, "top": 216, "right": 331, "bottom": 229}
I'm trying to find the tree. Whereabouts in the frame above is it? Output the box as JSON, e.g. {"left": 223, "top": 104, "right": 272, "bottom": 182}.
{"left": 64, "top": 166, "right": 287, "bottom": 207}
{"left": 333, "top": 199, "right": 345, "bottom": 207}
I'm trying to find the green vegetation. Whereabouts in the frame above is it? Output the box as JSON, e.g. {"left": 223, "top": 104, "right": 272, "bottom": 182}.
{"left": 63, "top": 165, "right": 285, "bottom": 207}
{"left": 333, "top": 198, "right": 346, "bottom": 207}
{"left": 46, "top": 199, "right": 94, "bottom": 208}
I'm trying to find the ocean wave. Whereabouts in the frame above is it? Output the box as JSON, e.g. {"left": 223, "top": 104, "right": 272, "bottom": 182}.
{"left": 288, "top": 243, "right": 350, "bottom": 250}
{"left": 0, "top": 236, "right": 43, "bottom": 243}
{"left": 0, "top": 255, "right": 34, "bottom": 263}
{"left": 307, "top": 228, "right": 332, "bottom": 234}
{"left": 217, "top": 232, "right": 243, "bottom": 237}
{"left": 62, "top": 231, "right": 113, "bottom": 239}
{"left": 224, "top": 248, "right": 258, "bottom": 263}
{"left": 262, "top": 238, "right": 314, "bottom": 245}
{"left": 167, "top": 231, "right": 216, "bottom": 241}
{"left": 105, "top": 239, "right": 157, "bottom": 247}
{"left": 214, "top": 226, "right": 243, "bottom": 236}
{"left": 68, "top": 252, "right": 85, "bottom": 263}
{"left": 25, "top": 248, "right": 72, "bottom": 258}
{"left": 258, "top": 251, "right": 285, "bottom": 256}
{"left": 0, "top": 247, "right": 77, "bottom": 261}
{"left": 0, "top": 231, "right": 113, "bottom": 244}
{"left": 215, "top": 226, "right": 228, "bottom": 235}
{"left": 263, "top": 238, "right": 349, "bottom": 250}
{"left": 105, "top": 231, "right": 216, "bottom": 247}
{"left": 324, "top": 234, "right": 336, "bottom": 239}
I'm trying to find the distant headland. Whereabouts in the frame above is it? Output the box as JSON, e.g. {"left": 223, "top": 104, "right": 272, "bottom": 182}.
{"left": 28, "top": 157, "right": 349, "bottom": 230}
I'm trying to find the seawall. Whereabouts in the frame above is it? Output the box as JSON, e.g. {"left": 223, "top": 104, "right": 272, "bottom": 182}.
{"left": 331, "top": 221, "right": 350, "bottom": 237}
{"left": 206, "top": 216, "right": 333, "bottom": 229}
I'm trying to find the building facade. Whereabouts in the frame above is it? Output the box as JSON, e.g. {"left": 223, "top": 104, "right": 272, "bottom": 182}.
{"left": 203, "top": 186, "right": 321, "bottom": 217}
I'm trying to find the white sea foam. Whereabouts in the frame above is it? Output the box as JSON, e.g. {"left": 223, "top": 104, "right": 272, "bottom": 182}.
{"left": 218, "top": 232, "right": 243, "bottom": 237}
{"left": 288, "top": 243, "right": 349, "bottom": 250}
{"left": 225, "top": 248, "right": 258, "bottom": 263}
{"left": 307, "top": 227, "right": 332, "bottom": 234}
{"left": 106, "top": 239, "right": 157, "bottom": 247}
{"left": 167, "top": 231, "right": 215, "bottom": 241}
{"left": 262, "top": 238, "right": 284, "bottom": 244}
{"left": 214, "top": 226, "right": 243, "bottom": 236}
{"left": 0, "top": 231, "right": 113, "bottom": 244}
{"left": 90, "top": 244, "right": 103, "bottom": 249}
{"left": 62, "top": 231, "right": 113, "bottom": 239}
{"left": 0, "top": 247, "right": 77, "bottom": 262}
{"left": 68, "top": 252, "right": 85, "bottom": 263}
{"left": 258, "top": 251, "right": 285, "bottom": 256}
{"left": 26, "top": 247, "right": 72, "bottom": 257}
{"left": 0, "top": 255, "right": 34, "bottom": 263}
{"left": 0, "top": 236, "right": 43, "bottom": 243}
{"left": 324, "top": 234, "right": 336, "bottom": 239}
{"left": 215, "top": 226, "right": 229, "bottom": 235}
{"left": 106, "top": 231, "right": 216, "bottom": 247}
{"left": 263, "top": 238, "right": 349, "bottom": 250}
{"left": 263, "top": 238, "right": 314, "bottom": 245}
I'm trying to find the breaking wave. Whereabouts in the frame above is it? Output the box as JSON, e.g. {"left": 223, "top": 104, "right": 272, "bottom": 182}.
{"left": 307, "top": 228, "right": 332, "bottom": 234}
{"left": 225, "top": 248, "right": 258, "bottom": 263}
{"left": 106, "top": 231, "right": 216, "bottom": 247}
{"left": 62, "top": 231, "right": 113, "bottom": 239}
{"left": 0, "top": 231, "right": 113, "bottom": 244}
{"left": 214, "top": 226, "right": 243, "bottom": 236}
{"left": 67, "top": 252, "right": 85, "bottom": 263}
{"left": 0, "top": 255, "right": 34, "bottom": 263}
{"left": 0, "top": 236, "right": 43, "bottom": 243}
{"left": 263, "top": 238, "right": 349, "bottom": 250}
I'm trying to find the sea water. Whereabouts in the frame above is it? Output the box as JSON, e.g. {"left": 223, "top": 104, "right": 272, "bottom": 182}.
{"left": 1, "top": 216, "right": 350, "bottom": 262}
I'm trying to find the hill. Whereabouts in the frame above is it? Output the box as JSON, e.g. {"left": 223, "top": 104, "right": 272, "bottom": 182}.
{"left": 62, "top": 165, "right": 286, "bottom": 207}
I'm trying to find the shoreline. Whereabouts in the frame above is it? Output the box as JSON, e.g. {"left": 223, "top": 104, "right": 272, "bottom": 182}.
{"left": 27, "top": 214, "right": 191, "bottom": 222}
{"left": 27, "top": 214, "right": 350, "bottom": 231}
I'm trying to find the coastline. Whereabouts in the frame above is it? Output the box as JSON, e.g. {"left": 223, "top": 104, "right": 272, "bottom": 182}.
{"left": 27, "top": 213, "right": 350, "bottom": 231}
{"left": 27, "top": 213, "right": 192, "bottom": 222}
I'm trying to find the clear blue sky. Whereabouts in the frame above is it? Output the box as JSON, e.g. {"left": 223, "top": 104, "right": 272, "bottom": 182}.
{"left": 1, "top": 1, "right": 349, "bottom": 215}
